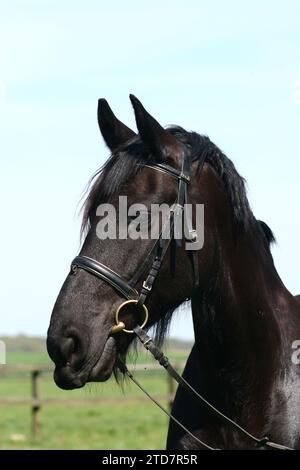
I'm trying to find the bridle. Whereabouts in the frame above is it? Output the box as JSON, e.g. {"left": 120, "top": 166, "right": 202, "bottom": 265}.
{"left": 70, "top": 147, "right": 293, "bottom": 451}
{"left": 72, "top": 146, "right": 199, "bottom": 334}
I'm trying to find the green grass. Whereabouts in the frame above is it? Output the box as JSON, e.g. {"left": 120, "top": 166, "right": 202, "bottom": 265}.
{"left": 0, "top": 393, "right": 170, "bottom": 450}
{"left": 6, "top": 351, "right": 50, "bottom": 365}
{"left": 0, "top": 349, "right": 190, "bottom": 450}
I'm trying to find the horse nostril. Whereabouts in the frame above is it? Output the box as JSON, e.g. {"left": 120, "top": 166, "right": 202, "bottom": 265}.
{"left": 47, "top": 330, "right": 84, "bottom": 369}
{"left": 63, "top": 332, "right": 86, "bottom": 369}
{"left": 61, "top": 336, "right": 75, "bottom": 360}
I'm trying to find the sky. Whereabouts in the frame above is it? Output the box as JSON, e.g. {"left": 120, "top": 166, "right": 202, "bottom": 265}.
{"left": 0, "top": 0, "right": 299, "bottom": 340}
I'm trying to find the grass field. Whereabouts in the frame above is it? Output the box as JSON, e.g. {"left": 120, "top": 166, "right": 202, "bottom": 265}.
{"left": 0, "top": 348, "right": 190, "bottom": 450}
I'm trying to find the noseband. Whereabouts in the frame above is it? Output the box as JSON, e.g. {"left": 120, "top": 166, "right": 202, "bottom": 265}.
{"left": 71, "top": 146, "right": 199, "bottom": 334}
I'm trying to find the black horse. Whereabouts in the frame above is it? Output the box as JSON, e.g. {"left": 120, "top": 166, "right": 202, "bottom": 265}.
{"left": 47, "top": 96, "right": 300, "bottom": 449}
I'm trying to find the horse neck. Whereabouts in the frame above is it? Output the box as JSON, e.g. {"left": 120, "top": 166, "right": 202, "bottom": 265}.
{"left": 190, "top": 171, "right": 295, "bottom": 412}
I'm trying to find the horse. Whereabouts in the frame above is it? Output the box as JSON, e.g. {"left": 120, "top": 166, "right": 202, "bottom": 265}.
{"left": 47, "top": 96, "right": 300, "bottom": 450}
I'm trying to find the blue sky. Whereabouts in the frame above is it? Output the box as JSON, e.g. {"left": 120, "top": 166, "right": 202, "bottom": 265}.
{"left": 0, "top": 0, "right": 299, "bottom": 339}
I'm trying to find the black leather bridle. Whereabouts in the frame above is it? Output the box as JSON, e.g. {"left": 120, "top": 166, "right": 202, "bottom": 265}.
{"left": 70, "top": 147, "right": 292, "bottom": 450}
{"left": 72, "top": 146, "right": 199, "bottom": 334}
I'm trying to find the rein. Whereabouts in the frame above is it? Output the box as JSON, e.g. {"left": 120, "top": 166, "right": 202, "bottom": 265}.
{"left": 120, "top": 327, "right": 292, "bottom": 450}
{"left": 71, "top": 147, "right": 293, "bottom": 451}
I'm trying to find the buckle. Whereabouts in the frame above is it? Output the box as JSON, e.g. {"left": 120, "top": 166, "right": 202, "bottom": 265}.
{"left": 142, "top": 280, "right": 152, "bottom": 291}
{"left": 179, "top": 173, "right": 190, "bottom": 183}
{"left": 171, "top": 203, "right": 184, "bottom": 216}
{"left": 186, "top": 229, "right": 198, "bottom": 242}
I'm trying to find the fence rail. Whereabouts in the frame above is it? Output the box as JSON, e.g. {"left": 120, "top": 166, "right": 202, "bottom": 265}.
{"left": 0, "top": 362, "right": 185, "bottom": 438}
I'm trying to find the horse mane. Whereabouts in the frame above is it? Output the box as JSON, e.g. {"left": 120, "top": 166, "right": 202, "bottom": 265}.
{"left": 258, "top": 220, "right": 276, "bottom": 247}
{"left": 80, "top": 127, "right": 275, "bottom": 359}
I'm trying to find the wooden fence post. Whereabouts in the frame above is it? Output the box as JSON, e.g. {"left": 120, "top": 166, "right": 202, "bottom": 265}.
{"left": 31, "top": 369, "right": 41, "bottom": 439}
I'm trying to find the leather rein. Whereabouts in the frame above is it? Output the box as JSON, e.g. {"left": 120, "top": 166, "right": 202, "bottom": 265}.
{"left": 71, "top": 148, "right": 293, "bottom": 451}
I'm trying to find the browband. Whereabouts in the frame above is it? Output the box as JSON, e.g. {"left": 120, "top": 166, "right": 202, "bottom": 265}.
{"left": 143, "top": 163, "right": 191, "bottom": 183}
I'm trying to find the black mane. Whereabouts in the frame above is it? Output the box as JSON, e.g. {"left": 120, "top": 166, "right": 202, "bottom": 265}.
{"left": 258, "top": 220, "right": 276, "bottom": 247}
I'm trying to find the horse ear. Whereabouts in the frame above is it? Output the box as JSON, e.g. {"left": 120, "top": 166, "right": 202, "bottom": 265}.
{"left": 129, "top": 94, "right": 182, "bottom": 162}
{"left": 98, "top": 99, "right": 136, "bottom": 151}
